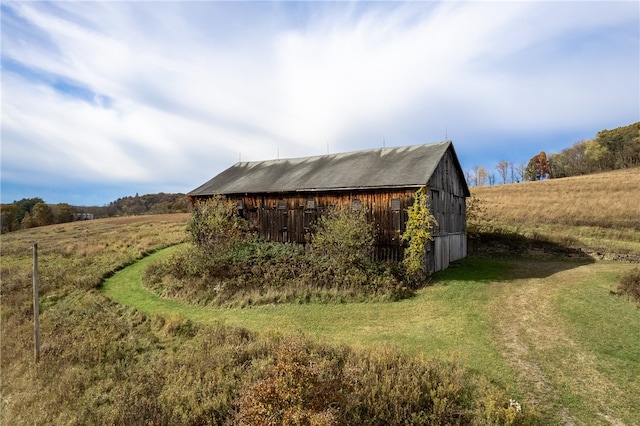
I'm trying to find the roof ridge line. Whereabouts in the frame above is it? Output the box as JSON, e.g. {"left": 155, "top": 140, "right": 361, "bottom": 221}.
{"left": 234, "top": 140, "right": 451, "bottom": 165}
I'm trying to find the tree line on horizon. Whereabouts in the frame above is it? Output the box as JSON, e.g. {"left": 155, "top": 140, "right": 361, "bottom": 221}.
{"left": 466, "top": 121, "right": 639, "bottom": 186}
{"left": 0, "top": 193, "right": 190, "bottom": 233}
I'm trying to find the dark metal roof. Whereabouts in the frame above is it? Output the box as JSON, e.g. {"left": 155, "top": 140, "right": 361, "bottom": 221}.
{"left": 189, "top": 141, "right": 463, "bottom": 196}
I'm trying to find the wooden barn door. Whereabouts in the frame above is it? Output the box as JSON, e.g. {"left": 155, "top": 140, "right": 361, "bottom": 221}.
{"left": 277, "top": 200, "right": 288, "bottom": 242}
{"left": 303, "top": 197, "right": 317, "bottom": 244}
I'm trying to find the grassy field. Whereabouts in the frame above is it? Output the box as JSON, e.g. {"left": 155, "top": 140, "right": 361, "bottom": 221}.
{"left": 471, "top": 167, "right": 640, "bottom": 256}
{"left": 3, "top": 214, "right": 539, "bottom": 424}
{"left": 101, "top": 248, "right": 640, "bottom": 424}
{"left": 1, "top": 215, "right": 190, "bottom": 424}
{"left": 3, "top": 169, "right": 640, "bottom": 424}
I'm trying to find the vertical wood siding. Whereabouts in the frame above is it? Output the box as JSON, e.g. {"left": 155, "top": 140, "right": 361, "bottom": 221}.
{"left": 427, "top": 148, "right": 467, "bottom": 237}
{"left": 237, "top": 189, "right": 415, "bottom": 250}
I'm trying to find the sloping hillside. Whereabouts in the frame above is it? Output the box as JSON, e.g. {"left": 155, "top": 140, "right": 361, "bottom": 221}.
{"left": 470, "top": 167, "right": 640, "bottom": 256}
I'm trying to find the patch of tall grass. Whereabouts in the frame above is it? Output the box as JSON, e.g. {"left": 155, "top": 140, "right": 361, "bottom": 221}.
{"left": 143, "top": 238, "right": 408, "bottom": 307}
{"left": 1, "top": 215, "right": 189, "bottom": 425}
{"left": 7, "top": 306, "right": 539, "bottom": 424}
{"left": 236, "top": 334, "right": 539, "bottom": 425}
{"left": 615, "top": 267, "right": 640, "bottom": 305}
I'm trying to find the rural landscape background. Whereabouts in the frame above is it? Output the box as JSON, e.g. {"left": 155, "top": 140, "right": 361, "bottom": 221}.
{"left": 2, "top": 122, "right": 639, "bottom": 424}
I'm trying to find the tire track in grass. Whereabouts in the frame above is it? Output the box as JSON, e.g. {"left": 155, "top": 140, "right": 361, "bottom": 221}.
{"left": 101, "top": 245, "right": 269, "bottom": 328}
{"left": 101, "top": 245, "right": 256, "bottom": 327}
{"left": 491, "top": 261, "right": 626, "bottom": 425}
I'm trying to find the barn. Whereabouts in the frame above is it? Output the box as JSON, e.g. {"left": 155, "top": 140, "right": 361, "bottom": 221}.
{"left": 188, "top": 141, "right": 470, "bottom": 273}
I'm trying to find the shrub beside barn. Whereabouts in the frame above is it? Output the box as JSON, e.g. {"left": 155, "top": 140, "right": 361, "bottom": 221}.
{"left": 188, "top": 141, "right": 469, "bottom": 273}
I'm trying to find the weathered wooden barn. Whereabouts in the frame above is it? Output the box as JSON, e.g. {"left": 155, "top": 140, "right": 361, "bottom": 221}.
{"left": 188, "top": 141, "right": 470, "bottom": 272}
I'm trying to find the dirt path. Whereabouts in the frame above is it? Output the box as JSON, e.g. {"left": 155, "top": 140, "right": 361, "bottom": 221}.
{"left": 490, "top": 261, "right": 626, "bottom": 425}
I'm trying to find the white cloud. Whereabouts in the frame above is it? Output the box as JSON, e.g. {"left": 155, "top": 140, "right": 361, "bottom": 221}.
{"left": 1, "top": 1, "right": 638, "bottom": 203}
{"left": 3, "top": 74, "right": 152, "bottom": 182}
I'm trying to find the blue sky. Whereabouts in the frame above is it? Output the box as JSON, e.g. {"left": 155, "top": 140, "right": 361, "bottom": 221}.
{"left": 1, "top": 1, "right": 638, "bottom": 206}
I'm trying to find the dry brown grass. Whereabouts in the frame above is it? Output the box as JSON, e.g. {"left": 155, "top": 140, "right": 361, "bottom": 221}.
{"left": 1, "top": 213, "right": 190, "bottom": 425}
{"left": 471, "top": 168, "right": 640, "bottom": 255}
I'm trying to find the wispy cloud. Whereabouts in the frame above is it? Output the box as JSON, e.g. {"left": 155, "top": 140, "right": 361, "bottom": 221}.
{"left": 1, "top": 1, "right": 638, "bottom": 204}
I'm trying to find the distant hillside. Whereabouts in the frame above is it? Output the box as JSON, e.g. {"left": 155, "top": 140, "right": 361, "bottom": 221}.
{"left": 79, "top": 193, "right": 191, "bottom": 218}
{"left": 470, "top": 167, "right": 640, "bottom": 257}
{"left": 465, "top": 121, "right": 639, "bottom": 186}
{"left": 1, "top": 193, "right": 190, "bottom": 233}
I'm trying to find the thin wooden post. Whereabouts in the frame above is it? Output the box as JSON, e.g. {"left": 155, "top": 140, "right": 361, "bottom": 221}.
{"left": 33, "top": 243, "right": 40, "bottom": 364}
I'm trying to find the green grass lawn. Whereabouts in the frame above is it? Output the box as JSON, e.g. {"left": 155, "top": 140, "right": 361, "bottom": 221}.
{"left": 552, "top": 267, "right": 640, "bottom": 425}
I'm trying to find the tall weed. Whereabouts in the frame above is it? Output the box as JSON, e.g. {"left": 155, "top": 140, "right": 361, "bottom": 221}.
{"left": 308, "top": 207, "right": 375, "bottom": 272}
{"left": 616, "top": 267, "right": 640, "bottom": 305}
{"left": 236, "top": 335, "right": 538, "bottom": 426}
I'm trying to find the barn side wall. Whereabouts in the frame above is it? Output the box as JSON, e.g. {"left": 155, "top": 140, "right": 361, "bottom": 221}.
{"left": 233, "top": 189, "right": 416, "bottom": 261}
{"left": 230, "top": 185, "right": 466, "bottom": 271}
{"left": 426, "top": 147, "right": 468, "bottom": 271}
{"left": 426, "top": 233, "right": 467, "bottom": 273}
{"left": 427, "top": 147, "right": 467, "bottom": 236}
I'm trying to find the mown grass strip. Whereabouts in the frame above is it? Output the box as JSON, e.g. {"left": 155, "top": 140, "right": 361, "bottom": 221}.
{"left": 101, "top": 245, "right": 205, "bottom": 320}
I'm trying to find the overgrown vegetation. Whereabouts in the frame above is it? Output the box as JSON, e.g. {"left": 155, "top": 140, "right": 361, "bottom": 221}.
{"left": 465, "top": 195, "right": 487, "bottom": 239}
{"left": 186, "top": 196, "right": 247, "bottom": 256}
{"left": 4, "top": 306, "right": 538, "bottom": 425}
{"left": 401, "top": 187, "right": 437, "bottom": 284}
{"left": 144, "top": 198, "right": 409, "bottom": 306}
{"left": 615, "top": 267, "right": 640, "bottom": 305}
{"left": 308, "top": 205, "right": 375, "bottom": 272}
{"left": 235, "top": 334, "right": 537, "bottom": 425}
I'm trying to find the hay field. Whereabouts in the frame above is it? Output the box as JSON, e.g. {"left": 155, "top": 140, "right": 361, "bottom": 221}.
{"left": 471, "top": 168, "right": 640, "bottom": 255}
